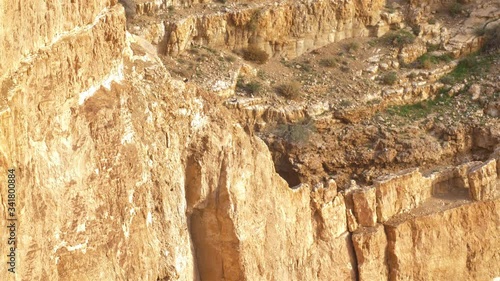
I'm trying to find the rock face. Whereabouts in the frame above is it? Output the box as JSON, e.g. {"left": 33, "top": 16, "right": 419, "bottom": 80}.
{"left": 0, "top": 0, "right": 499, "bottom": 281}
{"left": 138, "top": 0, "right": 387, "bottom": 58}
{"left": 386, "top": 200, "right": 500, "bottom": 281}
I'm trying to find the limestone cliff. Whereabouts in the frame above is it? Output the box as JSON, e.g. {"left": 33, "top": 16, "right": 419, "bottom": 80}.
{"left": 0, "top": 0, "right": 499, "bottom": 281}
{"left": 133, "top": 0, "right": 387, "bottom": 58}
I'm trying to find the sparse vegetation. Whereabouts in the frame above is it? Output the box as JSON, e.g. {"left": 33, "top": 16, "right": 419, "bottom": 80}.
{"left": 482, "top": 24, "right": 500, "bottom": 52}
{"left": 273, "top": 119, "right": 316, "bottom": 144}
{"left": 237, "top": 77, "right": 263, "bottom": 95}
{"left": 345, "top": 42, "right": 360, "bottom": 53}
{"left": 225, "top": 55, "right": 236, "bottom": 62}
{"left": 242, "top": 46, "right": 269, "bottom": 64}
{"left": 276, "top": 81, "right": 302, "bottom": 99}
{"left": 248, "top": 10, "right": 262, "bottom": 31}
{"left": 340, "top": 100, "right": 353, "bottom": 107}
{"left": 297, "top": 61, "right": 313, "bottom": 72}
{"left": 380, "top": 72, "right": 398, "bottom": 85}
{"left": 381, "top": 30, "right": 416, "bottom": 47}
{"left": 257, "top": 70, "right": 267, "bottom": 80}
{"left": 426, "top": 43, "right": 441, "bottom": 52}
{"left": 415, "top": 53, "right": 453, "bottom": 69}
{"left": 440, "top": 53, "right": 493, "bottom": 84}
{"left": 319, "top": 58, "right": 338, "bottom": 67}
{"left": 448, "top": 2, "right": 465, "bottom": 17}
{"left": 387, "top": 93, "right": 453, "bottom": 119}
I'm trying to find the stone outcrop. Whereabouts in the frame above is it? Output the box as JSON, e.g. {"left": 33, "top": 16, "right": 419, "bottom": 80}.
{"left": 386, "top": 200, "right": 500, "bottom": 281}
{"left": 352, "top": 225, "right": 388, "bottom": 281}
{"left": 133, "top": 0, "right": 387, "bottom": 58}
{"left": 0, "top": 0, "right": 499, "bottom": 280}
{"left": 468, "top": 159, "right": 498, "bottom": 201}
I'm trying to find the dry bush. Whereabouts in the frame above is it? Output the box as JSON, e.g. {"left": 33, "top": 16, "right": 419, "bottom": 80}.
{"left": 242, "top": 46, "right": 269, "bottom": 64}
{"left": 381, "top": 72, "right": 398, "bottom": 85}
{"left": 276, "top": 81, "right": 301, "bottom": 99}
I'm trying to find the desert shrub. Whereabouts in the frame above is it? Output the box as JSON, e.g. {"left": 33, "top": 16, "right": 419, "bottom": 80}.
{"left": 273, "top": 120, "right": 316, "bottom": 144}
{"left": 245, "top": 81, "right": 262, "bottom": 94}
{"left": 225, "top": 55, "right": 236, "bottom": 62}
{"left": 339, "top": 100, "right": 353, "bottom": 107}
{"left": 408, "top": 72, "right": 418, "bottom": 79}
{"left": 410, "top": 24, "right": 421, "bottom": 36}
{"left": 427, "top": 18, "right": 437, "bottom": 25}
{"left": 242, "top": 46, "right": 269, "bottom": 64}
{"left": 449, "top": 2, "right": 465, "bottom": 17}
{"left": 345, "top": 42, "right": 360, "bottom": 53}
{"left": 426, "top": 43, "right": 440, "bottom": 52}
{"left": 119, "top": 0, "right": 136, "bottom": 20}
{"left": 236, "top": 78, "right": 262, "bottom": 95}
{"left": 319, "top": 58, "right": 337, "bottom": 67}
{"left": 482, "top": 24, "right": 500, "bottom": 52}
{"left": 276, "top": 81, "right": 301, "bottom": 99}
{"left": 297, "top": 61, "right": 313, "bottom": 72}
{"left": 381, "top": 72, "right": 398, "bottom": 85}
{"left": 382, "top": 30, "right": 416, "bottom": 47}
{"left": 415, "top": 53, "right": 453, "bottom": 69}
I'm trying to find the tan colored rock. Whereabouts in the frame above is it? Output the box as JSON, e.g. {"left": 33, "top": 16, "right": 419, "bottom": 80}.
{"left": 352, "top": 187, "right": 378, "bottom": 227}
{"left": 352, "top": 225, "right": 389, "bottom": 281}
{"left": 159, "top": 0, "right": 385, "bottom": 58}
{"left": 484, "top": 100, "right": 500, "bottom": 118}
{"left": 399, "top": 40, "right": 427, "bottom": 64}
{"left": 468, "top": 159, "right": 499, "bottom": 201}
{"left": 375, "top": 169, "right": 432, "bottom": 222}
{"left": 430, "top": 162, "right": 479, "bottom": 197}
{"left": 386, "top": 199, "right": 500, "bottom": 281}
{"left": 0, "top": 0, "right": 115, "bottom": 80}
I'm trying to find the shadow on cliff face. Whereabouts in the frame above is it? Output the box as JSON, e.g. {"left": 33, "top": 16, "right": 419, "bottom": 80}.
{"left": 275, "top": 158, "right": 302, "bottom": 188}
{"left": 118, "top": 0, "right": 136, "bottom": 22}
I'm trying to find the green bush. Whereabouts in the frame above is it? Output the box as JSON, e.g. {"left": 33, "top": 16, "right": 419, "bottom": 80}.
{"left": 276, "top": 81, "right": 302, "bottom": 99}
{"left": 245, "top": 81, "right": 262, "bottom": 94}
{"left": 236, "top": 78, "right": 262, "bottom": 95}
{"left": 439, "top": 53, "right": 492, "bottom": 84}
{"left": 415, "top": 53, "right": 453, "bottom": 69}
{"left": 242, "top": 46, "right": 269, "bottom": 64}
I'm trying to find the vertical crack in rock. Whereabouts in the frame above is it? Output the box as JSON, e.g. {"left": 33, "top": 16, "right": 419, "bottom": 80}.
{"left": 185, "top": 147, "right": 243, "bottom": 281}
{"left": 384, "top": 224, "right": 398, "bottom": 281}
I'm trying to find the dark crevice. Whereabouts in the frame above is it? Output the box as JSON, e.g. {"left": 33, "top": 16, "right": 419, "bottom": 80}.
{"left": 345, "top": 232, "right": 359, "bottom": 281}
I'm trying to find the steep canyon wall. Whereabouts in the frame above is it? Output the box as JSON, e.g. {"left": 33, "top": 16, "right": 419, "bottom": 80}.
{"left": 0, "top": 1, "right": 499, "bottom": 281}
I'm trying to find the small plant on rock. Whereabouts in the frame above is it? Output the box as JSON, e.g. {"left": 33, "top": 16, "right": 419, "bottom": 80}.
{"left": 276, "top": 81, "right": 302, "bottom": 100}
